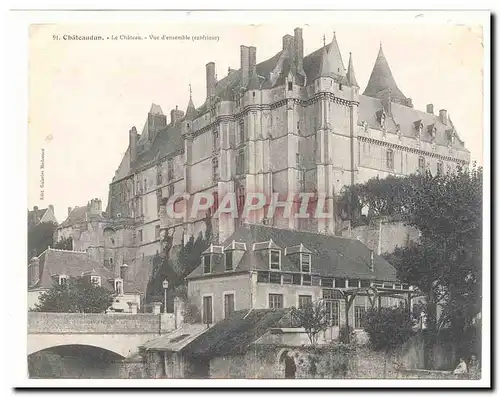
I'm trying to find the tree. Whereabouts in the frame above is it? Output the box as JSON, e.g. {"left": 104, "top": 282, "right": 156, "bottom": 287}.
{"left": 53, "top": 236, "right": 73, "bottom": 250}
{"left": 363, "top": 306, "right": 414, "bottom": 376}
{"left": 32, "top": 277, "right": 114, "bottom": 313}
{"left": 290, "top": 299, "right": 330, "bottom": 346}
{"left": 27, "top": 221, "right": 57, "bottom": 261}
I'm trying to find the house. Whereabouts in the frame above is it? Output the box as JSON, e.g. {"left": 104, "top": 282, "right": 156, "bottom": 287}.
{"left": 27, "top": 247, "right": 142, "bottom": 312}
{"left": 186, "top": 224, "right": 413, "bottom": 339}
{"left": 27, "top": 205, "right": 57, "bottom": 228}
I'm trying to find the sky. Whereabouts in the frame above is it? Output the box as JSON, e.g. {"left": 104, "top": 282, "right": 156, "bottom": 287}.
{"left": 27, "top": 11, "right": 486, "bottom": 223}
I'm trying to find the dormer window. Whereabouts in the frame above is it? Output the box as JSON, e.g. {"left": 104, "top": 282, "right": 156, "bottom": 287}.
{"left": 59, "top": 275, "right": 68, "bottom": 286}
{"left": 300, "top": 253, "right": 311, "bottom": 273}
{"left": 225, "top": 251, "right": 233, "bottom": 271}
{"left": 90, "top": 275, "right": 101, "bottom": 287}
{"left": 203, "top": 254, "right": 212, "bottom": 274}
{"left": 269, "top": 250, "right": 281, "bottom": 270}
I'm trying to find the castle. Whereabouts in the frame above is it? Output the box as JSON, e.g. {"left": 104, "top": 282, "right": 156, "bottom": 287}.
{"left": 56, "top": 27, "right": 470, "bottom": 294}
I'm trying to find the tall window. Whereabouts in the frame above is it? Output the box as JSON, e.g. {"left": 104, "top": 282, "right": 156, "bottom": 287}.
{"left": 203, "top": 255, "right": 211, "bottom": 274}
{"left": 239, "top": 120, "right": 245, "bottom": 144}
{"left": 386, "top": 149, "right": 394, "bottom": 169}
{"left": 437, "top": 161, "right": 444, "bottom": 176}
{"left": 418, "top": 156, "right": 425, "bottom": 174}
{"left": 168, "top": 184, "right": 174, "bottom": 197}
{"left": 213, "top": 129, "right": 219, "bottom": 150}
{"left": 236, "top": 148, "right": 245, "bottom": 175}
{"left": 144, "top": 178, "right": 147, "bottom": 193}
{"left": 355, "top": 306, "right": 366, "bottom": 329}
{"left": 155, "top": 225, "right": 160, "bottom": 239}
{"left": 298, "top": 295, "right": 312, "bottom": 309}
{"left": 269, "top": 250, "right": 281, "bottom": 270}
{"left": 59, "top": 275, "right": 68, "bottom": 286}
{"left": 325, "top": 300, "right": 340, "bottom": 326}
{"left": 138, "top": 229, "right": 143, "bottom": 243}
{"left": 288, "top": 81, "right": 293, "bottom": 91}
{"left": 203, "top": 296, "right": 213, "bottom": 325}
{"left": 225, "top": 251, "right": 233, "bottom": 271}
{"left": 269, "top": 294, "right": 283, "bottom": 309}
{"left": 236, "top": 185, "right": 245, "bottom": 218}
{"left": 156, "top": 167, "right": 163, "bottom": 185}
{"left": 300, "top": 253, "right": 311, "bottom": 273}
{"left": 212, "top": 157, "right": 219, "bottom": 182}
{"left": 156, "top": 189, "right": 162, "bottom": 214}
{"left": 167, "top": 159, "right": 174, "bottom": 181}
{"left": 224, "top": 293, "right": 235, "bottom": 319}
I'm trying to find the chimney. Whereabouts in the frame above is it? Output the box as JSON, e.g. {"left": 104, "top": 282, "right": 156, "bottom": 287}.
{"left": 129, "top": 126, "right": 138, "bottom": 166}
{"left": 33, "top": 206, "right": 38, "bottom": 212}
{"left": 170, "top": 106, "right": 185, "bottom": 126}
{"left": 48, "top": 204, "right": 54, "bottom": 213}
{"left": 249, "top": 47, "right": 257, "bottom": 76}
{"left": 240, "top": 45, "right": 250, "bottom": 88}
{"left": 294, "top": 27, "right": 304, "bottom": 71}
{"left": 282, "top": 34, "right": 294, "bottom": 53}
{"left": 68, "top": 207, "right": 72, "bottom": 216}
{"left": 206, "top": 62, "right": 216, "bottom": 98}
{"left": 120, "top": 263, "right": 128, "bottom": 281}
{"left": 439, "top": 109, "right": 448, "bottom": 125}
{"left": 426, "top": 104, "right": 434, "bottom": 114}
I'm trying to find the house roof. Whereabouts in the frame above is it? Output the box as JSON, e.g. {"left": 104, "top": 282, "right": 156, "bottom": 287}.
{"left": 187, "top": 224, "right": 398, "bottom": 282}
{"left": 29, "top": 248, "right": 135, "bottom": 292}
{"left": 141, "top": 323, "right": 209, "bottom": 352}
{"left": 182, "top": 309, "right": 290, "bottom": 358}
{"left": 59, "top": 205, "right": 108, "bottom": 228}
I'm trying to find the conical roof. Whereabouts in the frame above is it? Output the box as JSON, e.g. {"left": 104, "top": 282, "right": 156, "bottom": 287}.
{"left": 346, "top": 52, "right": 359, "bottom": 87}
{"left": 185, "top": 90, "right": 197, "bottom": 120}
{"left": 363, "top": 44, "right": 406, "bottom": 103}
{"left": 319, "top": 32, "right": 346, "bottom": 79}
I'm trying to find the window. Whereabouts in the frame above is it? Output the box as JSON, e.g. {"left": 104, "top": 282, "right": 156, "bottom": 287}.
{"left": 325, "top": 300, "right": 340, "bottom": 326}
{"left": 167, "top": 159, "right": 174, "bottom": 181}
{"left": 355, "top": 306, "right": 366, "bottom": 329}
{"left": 386, "top": 149, "right": 394, "bottom": 169}
{"left": 138, "top": 229, "right": 143, "bottom": 243}
{"left": 203, "top": 296, "right": 213, "bottom": 325}
{"left": 312, "top": 276, "right": 321, "bottom": 286}
{"left": 115, "top": 279, "right": 124, "bottom": 295}
{"left": 339, "top": 83, "right": 343, "bottom": 91}
{"left": 224, "top": 293, "right": 235, "bottom": 318}
{"left": 292, "top": 273, "right": 302, "bottom": 285}
{"left": 302, "top": 274, "right": 312, "bottom": 286}
{"left": 282, "top": 273, "right": 293, "bottom": 284}
{"left": 348, "top": 279, "right": 359, "bottom": 288}
{"left": 239, "top": 120, "right": 245, "bottom": 144}
{"left": 360, "top": 280, "right": 371, "bottom": 288}
{"left": 90, "top": 275, "right": 101, "bottom": 287}
{"left": 136, "top": 180, "right": 141, "bottom": 195}
{"left": 269, "top": 250, "right": 281, "bottom": 270}
{"left": 203, "top": 255, "right": 211, "bottom": 274}
{"left": 144, "top": 178, "right": 147, "bottom": 193}
{"left": 437, "top": 161, "right": 444, "bottom": 176}
{"left": 59, "top": 275, "right": 68, "bottom": 286}
{"left": 225, "top": 251, "right": 233, "bottom": 271}
{"left": 418, "top": 156, "right": 425, "bottom": 173}
{"left": 334, "top": 278, "right": 346, "bottom": 288}
{"left": 300, "top": 253, "right": 311, "bottom": 273}
{"left": 288, "top": 82, "right": 293, "bottom": 91}
{"left": 212, "top": 157, "right": 219, "bottom": 182}
{"left": 156, "top": 189, "right": 163, "bottom": 213}
{"left": 213, "top": 129, "right": 219, "bottom": 150}
{"left": 257, "top": 271, "right": 270, "bottom": 283}
{"left": 322, "top": 278, "right": 334, "bottom": 288}
{"left": 298, "top": 295, "right": 312, "bottom": 309}
{"left": 269, "top": 294, "right": 283, "bottom": 309}
{"left": 236, "top": 148, "right": 246, "bottom": 175}
{"left": 168, "top": 184, "right": 174, "bottom": 197}
{"left": 156, "top": 169, "right": 163, "bottom": 185}
{"left": 270, "top": 272, "right": 281, "bottom": 284}
{"left": 155, "top": 225, "right": 160, "bottom": 239}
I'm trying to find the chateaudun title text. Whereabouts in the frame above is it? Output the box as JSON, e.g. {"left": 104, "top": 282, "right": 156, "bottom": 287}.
{"left": 53, "top": 34, "right": 220, "bottom": 42}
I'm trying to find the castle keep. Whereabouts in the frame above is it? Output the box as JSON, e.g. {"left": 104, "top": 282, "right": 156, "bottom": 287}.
{"left": 58, "top": 28, "right": 470, "bottom": 294}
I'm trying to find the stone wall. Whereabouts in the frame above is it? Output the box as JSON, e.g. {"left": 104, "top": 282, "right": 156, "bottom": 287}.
{"left": 28, "top": 312, "right": 174, "bottom": 334}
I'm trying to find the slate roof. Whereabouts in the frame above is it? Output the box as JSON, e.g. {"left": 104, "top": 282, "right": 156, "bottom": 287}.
{"left": 182, "top": 309, "right": 290, "bottom": 358}
{"left": 59, "top": 205, "right": 108, "bottom": 228}
{"left": 141, "top": 323, "right": 209, "bottom": 352}
{"left": 186, "top": 224, "right": 398, "bottom": 282}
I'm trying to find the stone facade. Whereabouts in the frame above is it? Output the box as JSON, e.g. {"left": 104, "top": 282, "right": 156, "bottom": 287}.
{"left": 66, "top": 27, "right": 470, "bottom": 295}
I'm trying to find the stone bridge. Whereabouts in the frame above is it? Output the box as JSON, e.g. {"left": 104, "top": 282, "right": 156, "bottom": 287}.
{"left": 27, "top": 312, "right": 175, "bottom": 358}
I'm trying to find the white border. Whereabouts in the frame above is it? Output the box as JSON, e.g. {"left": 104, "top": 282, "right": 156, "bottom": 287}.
{"left": 3, "top": 5, "right": 492, "bottom": 391}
